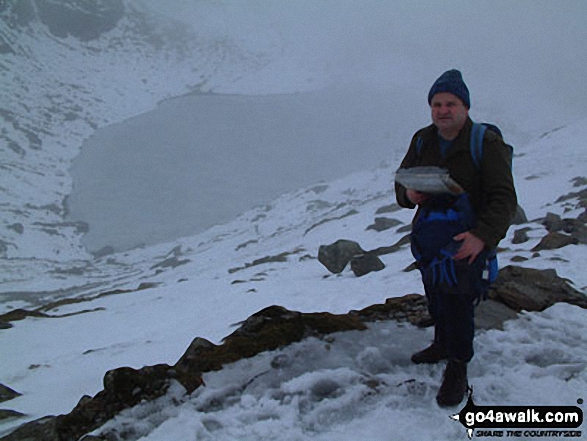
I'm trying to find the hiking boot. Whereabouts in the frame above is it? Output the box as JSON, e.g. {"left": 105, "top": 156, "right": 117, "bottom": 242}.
{"left": 436, "top": 360, "right": 468, "bottom": 408}
{"left": 411, "top": 342, "right": 448, "bottom": 364}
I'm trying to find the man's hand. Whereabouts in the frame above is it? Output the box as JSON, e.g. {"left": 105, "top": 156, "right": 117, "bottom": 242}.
{"left": 453, "top": 232, "right": 485, "bottom": 264}
{"left": 406, "top": 189, "right": 430, "bottom": 205}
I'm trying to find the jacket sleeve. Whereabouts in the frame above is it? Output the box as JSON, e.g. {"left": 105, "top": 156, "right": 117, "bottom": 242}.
{"left": 470, "top": 135, "right": 517, "bottom": 248}
{"left": 394, "top": 133, "right": 420, "bottom": 209}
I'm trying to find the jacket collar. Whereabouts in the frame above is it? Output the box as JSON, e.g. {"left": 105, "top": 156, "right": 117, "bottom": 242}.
{"left": 421, "top": 118, "right": 474, "bottom": 157}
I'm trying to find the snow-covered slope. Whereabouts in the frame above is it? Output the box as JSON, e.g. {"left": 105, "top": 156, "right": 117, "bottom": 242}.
{"left": 1, "top": 1, "right": 587, "bottom": 439}
{"left": 1, "top": 118, "right": 586, "bottom": 439}
{"left": 0, "top": 0, "right": 299, "bottom": 262}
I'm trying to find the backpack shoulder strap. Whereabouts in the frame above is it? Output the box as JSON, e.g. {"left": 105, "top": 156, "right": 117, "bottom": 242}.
{"left": 416, "top": 135, "right": 424, "bottom": 156}
{"left": 470, "top": 122, "right": 487, "bottom": 169}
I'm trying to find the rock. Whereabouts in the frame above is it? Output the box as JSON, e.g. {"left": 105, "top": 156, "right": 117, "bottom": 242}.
{"left": 512, "top": 227, "right": 531, "bottom": 244}
{"left": 539, "top": 212, "right": 587, "bottom": 244}
{"left": 489, "top": 265, "right": 587, "bottom": 312}
{"left": 561, "top": 218, "right": 587, "bottom": 244}
{"left": 512, "top": 204, "right": 528, "bottom": 225}
{"left": 175, "top": 306, "right": 366, "bottom": 377}
{"left": 352, "top": 294, "right": 431, "bottom": 327}
{"left": 474, "top": 299, "right": 518, "bottom": 330}
{"left": 510, "top": 255, "right": 529, "bottom": 262}
{"left": 318, "top": 239, "right": 365, "bottom": 274}
{"left": 0, "top": 383, "right": 21, "bottom": 403}
{"left": 0, "top": 416, "right": 60, "bottom": 441}
{"left": 6, "top": 265, "right": 585, "bottom": 440}
{"left": 0, "top": 309, "right": 49, "bottom": 324}
{"left": 48, "top": 363, "right": 203, "bottom": 441}
{"left": 2, "top": 363, "right": 205, "bottom": 441}
{"left": 150, "top": 256, "right": 191, "bottom": 271}
{"left": 350, "top": 253, "right": 385, "bottom": 277}
{"left": 375, "top": 204, "right": 401, "bottom": 214}
{"left": 366, "top": 217, "right": 402, "bottom": 232}
{"left": 0, "top": 409, "right": 25, "bottom": 421}
{"left": 542, "top": 212, "right": 564, "bottom": 232}
{"left": 531, "top": 232, "right": 579, "bottom": 251}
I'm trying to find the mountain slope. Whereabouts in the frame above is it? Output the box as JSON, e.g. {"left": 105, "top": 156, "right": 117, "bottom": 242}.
{"left": 1, "top": 119, "right": 586, "bottom": 439}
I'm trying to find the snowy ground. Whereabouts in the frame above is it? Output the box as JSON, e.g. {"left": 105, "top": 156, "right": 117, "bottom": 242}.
{"left": 1, "top": 119, "right": 587, "bottom": 440}
{"left": 1, "top": 2, "right": 586, "bottom": 440}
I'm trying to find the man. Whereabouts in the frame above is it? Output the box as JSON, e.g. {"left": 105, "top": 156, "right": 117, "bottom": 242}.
{"left": 395, "top": 69, "right": 517, "bottom": 407}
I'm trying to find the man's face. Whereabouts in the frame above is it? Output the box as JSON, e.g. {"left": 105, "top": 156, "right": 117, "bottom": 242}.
{"left": 430, "top": 92, "right": 469, "bottom": 139}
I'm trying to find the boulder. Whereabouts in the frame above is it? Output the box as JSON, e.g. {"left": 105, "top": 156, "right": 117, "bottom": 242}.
{"left": 531, "top": 232, "right": 579, "bottom": 251}
{"left": 474, "top": 299, "right": 518, "bottom": 330}
{"left": 511, "top": 227, "right": 531, "bottom": 244}
{"left": 489, "top": 265, "right": 587, "bottom": 312}
{"left": 318, "top": 239, "right": 365, "bottom": 274}
{"left": 350, "top": 253, "right": 385, "bottom": 277}
{"left": 540, "top": 211, "right": 587, "bottom": 244}
{"left": 512, "top": 204, "right": 528, "bottom": 225}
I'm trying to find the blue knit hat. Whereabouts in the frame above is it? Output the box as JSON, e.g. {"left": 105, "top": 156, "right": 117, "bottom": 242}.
{"left": 428, "top": 69, "right": 470, "bottom": 108}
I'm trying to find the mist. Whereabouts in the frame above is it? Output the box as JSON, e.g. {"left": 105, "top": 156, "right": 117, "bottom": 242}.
{"left": 66, "top": 0, "right": 587, "bottom": 254}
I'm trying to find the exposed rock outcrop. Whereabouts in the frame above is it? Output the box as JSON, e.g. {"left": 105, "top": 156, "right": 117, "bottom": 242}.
{"left": 489, "top": 265, "right": 587, "bottom": 312}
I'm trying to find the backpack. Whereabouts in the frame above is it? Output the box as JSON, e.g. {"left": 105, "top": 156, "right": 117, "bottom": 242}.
{"left": 415, "top": 122, "right": 505, "bottom": 168}
{"left": 410, "top": 122, "right": 506, "bottom": 300}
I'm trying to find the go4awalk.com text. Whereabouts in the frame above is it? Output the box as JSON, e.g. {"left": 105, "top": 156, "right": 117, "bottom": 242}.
{"left": 451, "top": 390, "right": 583, "bottom": 439}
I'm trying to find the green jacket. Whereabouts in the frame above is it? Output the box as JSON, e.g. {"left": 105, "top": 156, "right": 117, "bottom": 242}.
{"left": 395, "top": 118, "right": 517, "bottom": 249}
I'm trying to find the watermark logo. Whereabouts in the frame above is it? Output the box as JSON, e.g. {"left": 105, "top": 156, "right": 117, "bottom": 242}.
{"left": 450, "top": 389, "right": 583, "bottom": 439}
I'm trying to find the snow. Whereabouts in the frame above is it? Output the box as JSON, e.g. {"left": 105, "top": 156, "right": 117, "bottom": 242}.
{"left": 1, "top": 120, "right": 586, "bottom": 439}
{"left": 0, "top": 1, "right": 586, "bottom": 440}
{"left": 87, "top": 305, "right": 586, "bottom": 441}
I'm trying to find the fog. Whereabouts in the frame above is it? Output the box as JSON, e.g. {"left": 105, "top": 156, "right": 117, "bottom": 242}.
{"left": 66, "top": 0, "right": 587, "bottom": 254}
{"left": 148, "top": 0, "right": 587, "bottom": 121}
